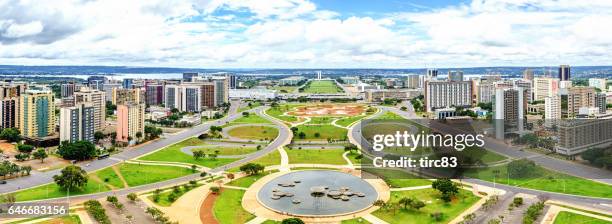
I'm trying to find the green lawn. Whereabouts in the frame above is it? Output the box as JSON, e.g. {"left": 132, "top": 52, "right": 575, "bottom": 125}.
{"left": 93, "top": 166, "right": 126, "bottom": 189}
{"left": 237, "top": 101, "right": 263, "bottom": 113}
{"left": 226, "top": 114, "right": 271, "bottom": 125}
{"left": 287, "top": 148, "right": 348, "bottom": 165}
{"left": 213, "top": 189, "right": 255, "bottom": 224}
{"left": 376, "top": 111, "right": 404, "bottom": 120}
{"left": 346, "top": 152, "right": 362, "bottom": 165}
{"left": 8, "top": 215, "right": 82, "bottom": 224}
{"left": 226, "top": 170, "right": 278, "bottom": 188}
{"left": 117, "top": 163, "right": 193, "bottom": 187}
{"left": 336, "top": 115, "right": 366, "bottom": 127}
{"left": 303, "top": 80, "right": 343, "bottom": 93}
{"left": 309, "top": 117, "right": 336, "bottom": 124}
{"left": 293, "top": 124, "right": 347, "bottom": 140}
{"left": 189, "top": 145, "right": 258, "bottom": 156}
{"left": 268, "top": 86, "right": 297, "bottom": 93}
{"left": 228, "top": 149, "right": 281, "bottom": 172}
{"left": 342, "top": 218, "right": 372, "bottom": 224}
{"left": 227, "top": 125, "right": 278, "bottom": 140}
{"left": 373, "top": 188, "right": 480, "bottom": 224}
{"left": 553, "top": 211, "right": 611, "bottom": 224}
{"left": 261, "top": 221, "right": 281, "bottom": 224}
{"left": 12, "top": 179, "right": 111, "bottom": 202}
{"left": 148, "top": 184, "right": 202, "bottom": 207}
{"left": 265, "top": 104, "right": 303, "bottom": 123}
{"left": 366, "top": 168, "right": 431, "bottom": 188}
{"left": 464, "top": 164, "right": 612, "bottom": 198}
{"left": 140, "top": 137, "right": 239, "bottom": 168}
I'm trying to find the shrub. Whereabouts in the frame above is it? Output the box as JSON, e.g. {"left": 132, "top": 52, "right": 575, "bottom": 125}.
{"left": 84, "top": 200, "right": 111, "bottom": 224}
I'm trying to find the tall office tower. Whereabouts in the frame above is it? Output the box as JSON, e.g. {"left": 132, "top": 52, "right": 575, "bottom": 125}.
{"left": 567, "top": 86, "right": 596, "bottom": 118}
{"left": 477, "top": 81, "right": 495, "bottom": 104}
{"left": 122, "top": 79, "right": 133, "bottom": 89}
{"left": 426, "top": 69, "right": 438, "bottom": 80}
{"left": 213, "top": 78, "right": 229, "bottom": 107}
{"left": 61, "top": 83, "right": 76, "bottom": 98}
{"left": 112, "top": 88, "right": 144, "bottom": 105}
{"left": 228, "top": 74, "right": 237, "bottom": 89}
{"left": 514, "top": 79, "right": 533, "bottom": 102}
{"left": 200, "top": 83, "right": 215, "bottom": 109}
{"left": 60, "top": 102, "right": 95, "bottom": 143}
{"left": 558, "top": 65, "right": 571, "bottom": 81}
{"left": 19, "top": 88, "right": 56, "bottom": 138}
{"left": 102, "top": 83, "right": 121, "bottom": 102}
{"left": 595, "top": 93, "right": 607, "bottom": 114}
{"left": 447, "top": 70, "right": 464, "bottom": 82}
{"left": 87, "top": 76, "right": 107, "bottom": 90}
{"left": 183, "top": 72, "right": 199, "bottom": 81}
{"left": 116, "top": 103, "right": 145, "bottom": 144}
{"left": 493, "top": 87, "right": 525, "bottom": 138}
{"left": 533, "top": 77, "right": 560, "bottom": 101}
{"left": 589, "top": 78, "right": 607, "bottom": 91}
{"left": 545, "top": 95, "right": 562, "bottom": 120}
{"left": 74, "top": 87, "right": 106, "bottom": 133}
{"left": 406, "top": 75, "right": 421, "bottom": 89}
{"left": 0, "top": 82, "right": 26, "bottom": 129}
{"left": 164, "top": 85, "right": 180, "bottom": 110}
{"left": 523, "top": 69, "right": 534, "bottom": 81}
{"left": 145, "top": 84, "right": 164, "bottom": 106}
{"left": 180, "top": 85, "right": 202, "bottom": 112}
{"left": 424, "top": 81, "right": 472, "bottom": 112}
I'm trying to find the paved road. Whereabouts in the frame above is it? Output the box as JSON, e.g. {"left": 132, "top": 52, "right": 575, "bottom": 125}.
{"left": 0, "top": 106, "right": 280, "bottom": 194}
{"left": 348, "top": 104, "right": 612, "bottom": 211}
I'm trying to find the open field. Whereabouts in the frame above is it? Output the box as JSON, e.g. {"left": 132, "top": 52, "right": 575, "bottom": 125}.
{"left": 287, "top": 148, "right": 348, "bottom": 165}
{"left": 227, "top": 125, "right": 278, "bottom": 140}
{"left": 188, "top": 145, "right": 258, "bottom": 156}
{"left": 372, "top": 188, "right": 480, "bottom": 224}
{"left": 118, "top": 163, "right": 193, "bottom": 187}
{"left": 148, "top": 183, "right": 202, "bottom": 207}
{"left": 293, "top": 124, "right": 347, "bottom": 140}
{"left": 213, "top": 188, "right": 255, "bottom": 224}
{"left": 226, "top": 170, "right": 278, "bottom": 188}
{"left": 365, "top": 168, "right": 432, "bottom": 188}
{"left": 12, "top": 178, "right": 111, "bottom": 202}
{"left": 288, "top": 104, "right": 365, "bottom": 117}
{"left": 302, "top": 80, "right": 343, "bottom": 93}
{"left": 139, "top": 137, "right": 239, "bottom": 168}
{"left": 225, "top": 113, "right": 271, "bottom": 125}
{"left": 553, "top": 211, "right": 611, "bottom": 224}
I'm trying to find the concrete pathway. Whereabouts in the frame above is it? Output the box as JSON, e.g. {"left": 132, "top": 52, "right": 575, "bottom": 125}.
{"left": 541, "top": 201, "right": 612, "bottom": 224}
{"left": 342, "top": 151, "right": 354, "bottom": 168}
{"left": 222, "top": 185, "right": 248, "bottom": 191}
{"left": 278, "top": 147, "right": 290, "bottom": 172}
{"left": 362, "top": 214, "right": 389, "bottom": 224}
{"left": 245, "top": 216, "right": 268, "bottom": 224}
{"left": 179, "top": 145, "right": 256, "bottom": 159}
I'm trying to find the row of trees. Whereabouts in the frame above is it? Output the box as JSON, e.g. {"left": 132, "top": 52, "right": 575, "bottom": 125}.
{"left": 14, "top": 144, "right": 48, "bottom": 163}
{"left": 582, "top": 147, "right": 612, "bottom": 169}
{"left": 0, "top": 161, "right": 32, "bottom": 179}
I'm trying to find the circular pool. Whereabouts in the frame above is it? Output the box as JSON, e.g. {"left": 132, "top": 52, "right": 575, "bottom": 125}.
{"left": 256, "top": 170, "right": 378, "bottom": 217}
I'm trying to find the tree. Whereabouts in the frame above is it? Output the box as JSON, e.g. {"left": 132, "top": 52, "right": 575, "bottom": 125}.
{"left": 242, "top": 111, "right": 250, "bottom": 117}
{"left": 281, "top": 218, "right": 305, "bottom": 224}
{"left": 135, "top": 131, "right": 143, "bottom": 140}
{"left": 192, "top": 150, "right": 205, "bottom": 160}
{"left": 398, "top": 197, "right": 413, "bottom": 209}
{"left": 314, "top": 132, "right": 320, "bottom": 138}
{"left": 239, "top": 163, "right": 265, "bottom": 175}
{"left": 410, "top": 199, "right": 425, "bottom": 210}
{"left": 507, "top": 159, "right": 536, "bottom": 178}
{"left": 17, "top": 144, "right": 35, "bottom": 154}
{"left": 127, "top": 193, "right": 137, "bottom": 202}
{"left": 0, "top": 128, "right": 21, "bottom": 142}
{"left": 373, "top": 199, "right": 386, "bottom": 207}
{"left": 191, "top": 164, "right": 198, "bottom": 173}
{"left": 298, "top": 132, "right": 306, "bottom": 139}
{"left": 432, "top": 179, "right": 459, "bottom": 202}
{"left": 57, "top": 141, "right": 97, "bottom": 161}
{"left": 94, "top": 131, "right": 105, "bottom": 143}
{"left": 290, "top": 127, "right": 298, "bottom": 133}
{"left": 33, "top": 149, "right": 48, "bottom": 163}
{"left": 53, "top": 165, "right": 88, "bottom": 191}
{"left": 210, "top": 186, "right": 220, "bottom": 194}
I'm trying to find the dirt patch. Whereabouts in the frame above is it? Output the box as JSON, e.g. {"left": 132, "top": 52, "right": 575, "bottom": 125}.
{"left": 288, "top": 104, "right": 365, "bottom": 117}
{"left": 112, "top": 165, "right": 129, "bottom": 188}
{"left": 0, "top": 140, "right": 17, "bottom": 154}
{"left": 199, "top": 189, "right": 223, "bottom": 224}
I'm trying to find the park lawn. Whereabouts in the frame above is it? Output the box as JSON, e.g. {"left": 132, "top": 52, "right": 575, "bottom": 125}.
{"left": 228, "top": 149, "right": 282, "bottom": 172}
{"left": 237, "top": 102, "right": 263, "bottom": 113}
{"left": 93, "top": 166, "right": 126, "bottom": 189}
{"left": 213, "top": 189, "right": 255, "bottom": 224}
{"left": 459, "top": 147, "right": 507, "bottom": 164}
{"left": 464, "top": 165, "right": 612, "bottom": 198}
{"left": 148, "top": 184, "right": 202, "bottom": 207}
{"left": 139, "top": 138, "right": 239, "bottom": 168}
{"left": 309, "top": 116, "right": 335, "bottom": 124}
{"left": 226, "top": 170, "right": 278, "bottom": 188}
{"left": 287, "top": 148, "right": 348, "bottom": 165}
{"left": 261, "top": 221, "right": 281, "bottom": 224}
{"left": 118, "top": 163, "right": 193, "bottom": 187}
{"left": 268, "top": 86, "right": 297, "bottom": 92}
{"left": 342, "top": 218, "right": 372, "bottom": 224}
{"left": 265, "top": 104, "right": 304, "bottom": 123}
{"left": 226, "top": 114, "right": 271, "bottom": 125}
{"left": 377, "top": 111, "right": 403, "bottom": 120}
{"left": 366, "top": 168, "right": 431, "bottom": 188}
{"left": 303, "top": 80, "right": 343, "bottom": 93}
{"left": 336, "top": 115, "right": 366, "bottom": 127}
{"left": 227, "top": 125, "right": 278, "bottom": 140}
{"left": 13, "top": 178, "right": 111, "bottom": 202}
{"left": 294, "top": 124, "right": 347, "bottom": 140}
{"left": 553, "top": 211, "right": 611, "bottom": 224}
{"left": 346, "top": 152, "right": 362, "bottom": 165}
{"left": 373, "top": 188, "right": 480, "bottom": 224}
{"left": 190, "top": 145, "right": 257, "bottom": 156}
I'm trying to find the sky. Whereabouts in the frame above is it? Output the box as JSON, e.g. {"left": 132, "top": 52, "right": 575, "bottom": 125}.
{"left": 1, "top": 0, "right": 612, "bottom": 68}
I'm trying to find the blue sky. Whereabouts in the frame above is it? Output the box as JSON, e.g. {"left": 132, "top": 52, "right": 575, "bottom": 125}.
{"left": 1, "top": 0, "right": 612, "bottom": 68}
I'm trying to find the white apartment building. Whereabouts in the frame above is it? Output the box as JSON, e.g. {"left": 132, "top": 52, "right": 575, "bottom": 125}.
{"left": 589, "top": 78, "right": 607, "bottom": 91}
{"left": 533, "top": 77, "right": 559, "bottom": 101}
{"left": 425, "top": 81, "right": 472, "bottom": 112}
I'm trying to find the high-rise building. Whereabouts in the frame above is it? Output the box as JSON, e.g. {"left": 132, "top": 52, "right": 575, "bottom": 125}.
{"left": 567, "top": 86, "right": 596, "bottom": 118}
{"left": 116, "top": 103, "right": 145, "bottom": 144}
{"left": 200, "top": 83, "right": 215, "bottom": 109}
{"left": 61, "top": 83, "right": 76, "bottom": 98}
{"left": 559, "top": 80, "right": 573, "bottom": 89}
{"left": 0, "top": 82, "right": 26, "bottom": 129}
{"left": 59, "top": 102, "right": 95, "bottom": 143}
{"left": 558, "top": 65, "right": 571, "bottom": 81}
{"left": 476, "top": 81, "right": 495, "bottom": 104}
{"left": 447, "top": 70, "right": 464, "bottom": 82}
{"left": 493, "top": 87, "right": 526, "bottom": 138}
{"left": 523, "top": 69, "right": 534, "bottom": 81}
{"left": 112, "top": 88, "right": 144, "bottom": 105}
{"left": 595, "top": 93, "right": 607, "bottom": 114}
{"left": 181, "top": 85, "right": 202, "bottom": 112}
{"left": 533, "top": 77, "right": 559, "bottom": 101}
{"left": 589, "top": 78, "right": 607, "bottom": 91}
{"left": 425, "top": 81, "right": 472, "bottom": 112}
{"left": 102, "top": 83, "right": 121, "bottom": 102}
{"left": 145, "top": 84, "right": 164, "bottom": 106}
{"left": 406, "top": 75, "right": 421, "bottom": 89}
{"left": 122, "top": 79, "right": 133, "bottom": 89}
{"left": 164, "top": 85, "right": 180, "bottom": 110}
{"left": 426, "top": 69, "right": 438, "bottom": 80}
{"left": 74, "top": 87, "right": 106, "bottom": 133}
{"left": 228, "top": 74, "right": 237, "bottom": 89}
{"left": 183, "top": 72, "right": 199, "bottom": 81}
{"left": 514, "top": 79, "right": 533, "bottom": 102}
{"left": 557, "top": 119, "right": 612, "bottom": 155}
{"left": 544, "top": 95, "right": 561, "bottom": 128}
{"left": 213, "top": 78, "right": 229, "bottom": 107}
{"left": 87, "top": 76, "right": 107, "bottom": 90}
{"left": 19, "top": 88, "right": 56, "bottom": 138}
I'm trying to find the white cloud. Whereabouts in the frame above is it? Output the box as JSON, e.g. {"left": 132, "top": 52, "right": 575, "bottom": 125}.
{"left": 1, "top": 20, "right": 44, "bottom": 38}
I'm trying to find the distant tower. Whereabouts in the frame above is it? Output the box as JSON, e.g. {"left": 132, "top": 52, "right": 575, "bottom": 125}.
{"left": 426, "top": 69, "right": 438, "bottom": 80}
{"left": 317, "top": 71, "right": 322, "bottom": 80}
{"left": 523, "top": 69, "right": 534, "bottom": 81}
{"left": 559, "top": 65, "right": 570, "bottom": 81}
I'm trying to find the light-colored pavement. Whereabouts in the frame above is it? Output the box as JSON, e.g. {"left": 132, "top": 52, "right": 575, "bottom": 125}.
{"left": 278, "top": 146, "right": 290, "bottom": 172}
{"left": 362, "top": 214, "right": 389, "bottom": 224}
